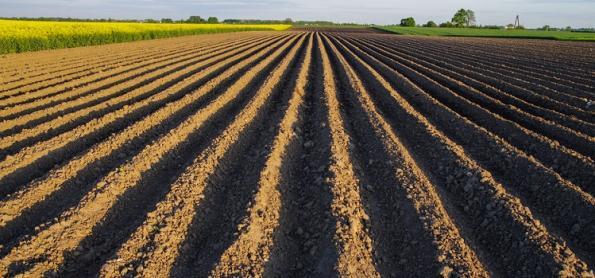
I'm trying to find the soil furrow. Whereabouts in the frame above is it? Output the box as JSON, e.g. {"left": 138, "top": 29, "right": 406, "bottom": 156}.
{"left": 209, "top": 33, "right": 314, "bottom": 277}
{"left": 364, "top": 37, "right": 594, "bottom": 118}
{"left": 333, "top": 35, "right": 595, "bottom": 261}
{"left": 389, "top": 39, "right": 595, "bottom": 110}
{"left": 55, "top": 34, "right": 306, "bottom": 278}
{"left": 0, "top": 44, "right": 167, "bottom": 86}
{"left": 338, "top": 35, "right": 595, "bottom": 194}
{"left": 348, "top": 37, "right": 594, "bottom": 133}
{"left": 0, "top": 59, "right": 245, "bottom": 261}
{"left": 0, "top": 30, "right": 592, "bottom": 277}
{"left": 0, "top": 33, "right": 249, "bottom": 85}
{"left": 327, "top": 32, "right": 592, "bottom": 276}
{"left": 0, "top": 37, "right": 223, "bottom": 87}
{"left": 99, "top": 33, "right": 305, "bottom": 278}
{"left": 0, "top": 35, "right": 276, "bottom": 134}
{"left": 262, "top": 35, "right": 338, "bottom": 277}
{"left": 0, "top": 35, "right": 281, "bottom": 143}
{"left": 322, "top": 34, "right": 489, "bottom": 277}
{"left": 0, "top": 35, "right": 290, "bottom": 198}
{"left": 0, "top": 36, "right": 261, "bottom": 113}
{"left": 317, "top": 32, "right": 379, "bottom": 277}
{"left": 0, "top": 35, "right": 289, "bottom": 233}
{"left": 424, "top": 41, "right": 594, "bottom": 99}
{"left": 170, "top": 35, "right": 308, "bottom": 278}
{"left": 0, "top": 34, "right": 293, "bottom": 260}
{"left": 0, "top": 40, "right": 210, "bottom": 98}
{"left": 0, "top": 34, "right": 302, "bottom": 277}
{"left": 382, "top": 36, "right": 594, "bottom": 84}
{"left": 0, "top": 36, "right": 277, "bottom": 148}
{"left": 382, "top": 37, "right": 595, "bottom": 97}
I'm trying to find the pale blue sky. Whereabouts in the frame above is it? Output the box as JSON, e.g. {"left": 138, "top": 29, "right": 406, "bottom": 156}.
{"left": 1, "top": 0, "right": 594, "bottom": 28}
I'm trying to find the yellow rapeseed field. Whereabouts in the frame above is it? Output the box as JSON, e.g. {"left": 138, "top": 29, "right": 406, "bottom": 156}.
{"left": 0, "top": 19, "right": 290, "bottom": 53}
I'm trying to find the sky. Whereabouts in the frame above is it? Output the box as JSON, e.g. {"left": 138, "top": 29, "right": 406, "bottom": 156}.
{"left": 0, "top": 0, "right": 594, "bottom": 28}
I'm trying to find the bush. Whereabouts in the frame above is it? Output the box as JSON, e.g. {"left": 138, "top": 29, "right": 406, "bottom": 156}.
{"left": 424, "top": 21, "right": 437, "bottom": 27}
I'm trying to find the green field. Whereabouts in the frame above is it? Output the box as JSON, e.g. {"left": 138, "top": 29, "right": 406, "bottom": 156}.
{"left": 376, "top": 26, "right": 595, "bottom": 41}
{"left": 0, "top": 20, "right": 290, "bottom": 54}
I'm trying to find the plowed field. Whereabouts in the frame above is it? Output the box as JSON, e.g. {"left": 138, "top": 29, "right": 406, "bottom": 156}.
{"left": 0, "top": 30, "right": 593, "bottom": 277}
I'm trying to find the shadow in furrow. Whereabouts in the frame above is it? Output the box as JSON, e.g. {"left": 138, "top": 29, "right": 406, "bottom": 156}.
{"left": 0, "top": 40, "right": 214, "bottom": 105}
{"left": 51, "top": 36, "right": 302, "bottom": 278}
{"left": 0, "top": 36, "right": 275, "bottom": 145}
{"left": 168, "top": 36, "right": 307, "bottom": 277}
{"left": 334, "top": 35, "right": 595, "bottom": 266}
{"left": 377, "top": 37, "right": 594, "bottom": 100}
{"left": 0, "top": 42, "right": 278, "bottom": 260}
{"left": 0, "top": 37, "right": 286, "bottom": 199}
{"left": 264, "top": 35, "right": 338, "bottom": 277}
{"left": 341, "top": 36, "right": 595, "bottom": 193}
{"left": 321, "top": 35, "right": 440, "bottom": 277}
{"left": 332, "top": 35, "right": 573, "bottom": 276}
{"left": 355, "top": 37, "right": 595, "bottom": 134}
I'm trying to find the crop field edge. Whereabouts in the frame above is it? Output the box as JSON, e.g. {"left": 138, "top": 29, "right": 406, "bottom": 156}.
{"left": 375, "top": 26, "right": 595, "bottom": 41}
{"left": 0, "top": 19, "right": 291, "bottom": 54}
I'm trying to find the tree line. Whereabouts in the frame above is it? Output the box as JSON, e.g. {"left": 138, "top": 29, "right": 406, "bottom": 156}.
{"left": 399, "top": 9, "right": 478, "bottom": 28}
{"left": 0, "top": 16, "right": 295, "bottom": 25}
{"left": 399, "top": 9, "right": 528, "bottom": 29}
{"left": 398, "top": 9, "right": 587, "bottom": 31}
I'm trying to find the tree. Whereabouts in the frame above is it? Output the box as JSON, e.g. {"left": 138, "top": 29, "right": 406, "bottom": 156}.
{"left": 284, "top": 18, "right": 293, "bottom": 24}
{"left": 452, "top": 9, "right": 475, "bottom": 27}
{"left": 400, "top": 17, "right": 415, "bottom": 27}
{"left": 424, "top": 20, "right": 437, "bottom": 27}
{"left": 539, "top": 25, "right": 551, "bottom": 31}
{"left": 207, "top": 17, "right": 219, "bottom": 23}
{"left": 187, "top": 16, "right": 205, "bottom": 23}
{"left": 452, "top": 9, "right": 466, "bottom": 27}
{"left": 161, "top": 18, "right": 173, "bottom": 23}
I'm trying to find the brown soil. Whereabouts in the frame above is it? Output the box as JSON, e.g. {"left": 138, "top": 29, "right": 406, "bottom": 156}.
{"left": 0, "top": 30, "right": 593, "bottom": 277}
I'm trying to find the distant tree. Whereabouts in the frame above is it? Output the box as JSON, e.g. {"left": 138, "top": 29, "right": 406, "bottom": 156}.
{"left": 400, "top": 17, "right": 416, "bottom": 27}
{"left": 161, "top": 18, "right": 173, "bottom": 23}
{"left": 452, "top": 9, "right": 475, "bottom": 27}
{"left": 506, "top": 23, "right": 515, "bottom": 29}
{"left": 284, "top": 18, "right": 293, "bottom": 24}
{"left": 207, "top": 17, "right": 219, "bottom": 23}
{"left": 144, "top": 19, "right": 159, "bottom": 23}
{"left": 452, "top": 9, "right": 466, "bottom": 27}
{"left": 440, "top": 21, "right": 454, "bottom": 28}
{"left": 564, "top": 26, "right": 572, "bottom": 31}
{"left": 539, "top": 25, "right": 551, "bottom": 31}
{"left": 187, "top": 16, "right": 205, "bottom": 23}
{"left": 424, "top": 20, "right": 438, "bottom": 27}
